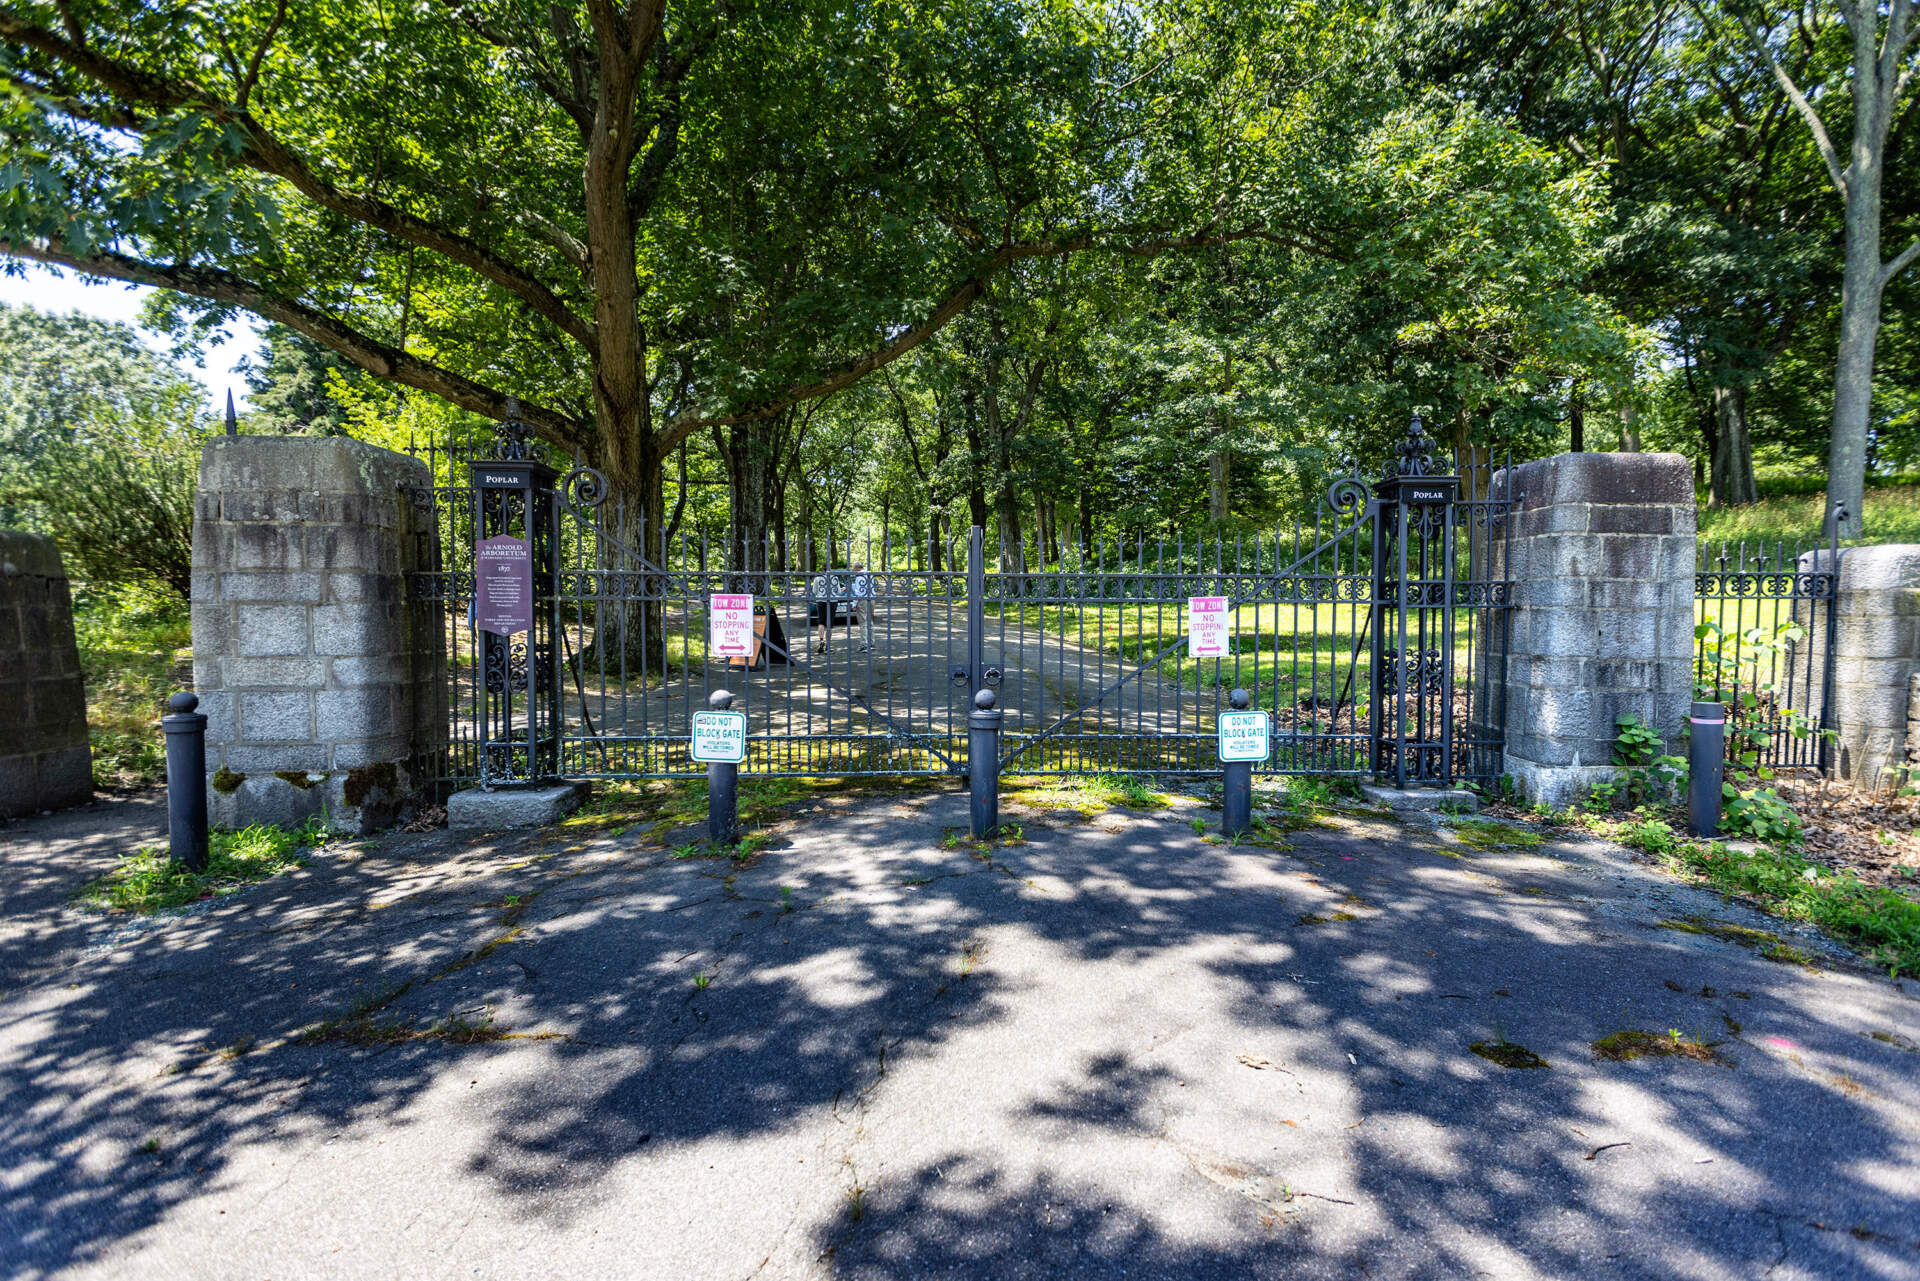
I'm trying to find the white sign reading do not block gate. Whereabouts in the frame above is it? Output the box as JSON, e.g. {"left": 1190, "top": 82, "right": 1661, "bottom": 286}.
{"left": 1217, "top": 710, "right": 1271, "bottom": 762}
{"left": 1187, "top": 596, "right": 1230, "bottom": 658}
{"left": 690, "top": 710, "right": 748, "bottom": 763}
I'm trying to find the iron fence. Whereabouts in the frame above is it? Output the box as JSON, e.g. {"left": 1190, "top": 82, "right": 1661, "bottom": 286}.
{"left": 1692, "top": 533, "right": 1839, "bottom": 773}
{"left": 405, "top": 427, "right": 1515, "bottom": 789}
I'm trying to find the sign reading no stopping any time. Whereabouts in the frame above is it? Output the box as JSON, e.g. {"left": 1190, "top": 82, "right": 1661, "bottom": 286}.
{"left": 1187, "top": 596, "right": 1230, "bottom": 658}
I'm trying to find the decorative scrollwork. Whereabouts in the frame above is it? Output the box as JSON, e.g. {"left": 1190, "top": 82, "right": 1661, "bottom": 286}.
{"left": 561, "top": 464, "right": 608, "bottom": 514}
{"left": 1325, "top": 476, "right": 1368, "bottom": 522}
{"left": 1389, "top": 413, "right": 1437, "bottom": 479}
{"left": 493, "top": 397, "right": 533, "bottom": 461}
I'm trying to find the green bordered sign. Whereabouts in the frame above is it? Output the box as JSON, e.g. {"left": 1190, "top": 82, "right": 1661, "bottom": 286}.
{"left": 1217, "top": 710, "right": 1271, "bottom": 763}
{"left": 690, "top": 710, "right": 748, "bottom": 764}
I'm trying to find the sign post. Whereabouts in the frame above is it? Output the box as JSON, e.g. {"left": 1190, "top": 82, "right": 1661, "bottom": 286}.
{"left": 1216, "top": 688, "right": 1270, "bottom": 837}
{"left": 692, "top": 690, "right": 748, "bottom": 846}
{"left": 1187, "top": 595, "right": 1230, "bottom": 658}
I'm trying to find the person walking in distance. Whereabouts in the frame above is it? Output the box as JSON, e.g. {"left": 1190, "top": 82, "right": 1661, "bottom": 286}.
{"left": 808, "top": 568, "right": 841, "bottom": 654}
{"left": 850, "top": 563, "right": 874, "bottom": 652}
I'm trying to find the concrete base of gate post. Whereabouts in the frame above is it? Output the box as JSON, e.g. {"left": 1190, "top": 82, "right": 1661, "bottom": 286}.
{"left": 1359, "top": 783, "right": 1477, "bottom": 813}
{"left": 447, "top": 781, "right": 591, "bottom": 831}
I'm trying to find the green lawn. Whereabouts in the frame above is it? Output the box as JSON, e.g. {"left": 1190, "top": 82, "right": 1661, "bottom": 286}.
{"left": 1697, "top": 482, "right": 1920, "bottom": 548}
{"left": 72, "top": 583, "right": 190, "bottom": 790}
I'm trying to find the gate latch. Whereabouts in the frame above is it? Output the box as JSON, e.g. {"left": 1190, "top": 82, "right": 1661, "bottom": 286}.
{"left": 950, "top": 666, "right": 969, "bottom": 686}
{"left": 983, "top": 666, "right": 1003, "bottom": 687}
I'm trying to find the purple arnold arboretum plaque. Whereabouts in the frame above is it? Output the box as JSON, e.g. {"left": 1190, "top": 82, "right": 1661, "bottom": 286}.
{"left": 475, "top": 534, "right": 533, "bottom": 636}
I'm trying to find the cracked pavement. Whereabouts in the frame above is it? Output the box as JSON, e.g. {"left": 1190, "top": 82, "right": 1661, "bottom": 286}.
{"left": 2, "top": 784, "right": 1918, "bottom": 1279}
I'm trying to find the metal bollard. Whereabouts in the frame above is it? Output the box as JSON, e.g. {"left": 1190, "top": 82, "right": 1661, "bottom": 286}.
{"left": 162, "top": 691, "right": 210, "bottom": 872}
{"left": 1688, "top": 698, "right": 1725, "bottom": 838}
{"left": 969, "top": 688, "right": 1002, "bottom": 840}
{"left": 1223, "top": 687, "right": 1253, "bottom": 838}
{"left": 707, "top": 689, "right": 739, "bottom": 847}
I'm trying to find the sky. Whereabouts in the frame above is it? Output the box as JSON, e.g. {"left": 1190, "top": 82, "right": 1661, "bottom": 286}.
{"left": 0, "top": 263, "right": 261, "bottom": 412}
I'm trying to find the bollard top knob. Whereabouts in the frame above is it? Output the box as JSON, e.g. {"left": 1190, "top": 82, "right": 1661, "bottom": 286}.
{"left": 974, "top": 688, "right": 997, "bottom": 711}
{"left": 709, "top": 689, "right": 734, "bottom": 710}
{"left": 167, "top": 691, "right": 199, "bottom": 715}
{"left": 1228, "top": 687, "right": 1251, "bottom": 711}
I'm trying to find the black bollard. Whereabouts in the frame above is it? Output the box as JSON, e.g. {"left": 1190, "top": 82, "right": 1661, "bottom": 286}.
{"left": 969, "top": 688, "right": 1002, "bottom": 840}
{"left": 1222, "top": 687, "right": 1253, "bottom": 838}
{"left": 162, "top": 691, "right": 209, "bottom": 872}
{"left": 1688, "top": 699, "right": 1725, "bottom": 838}
{"left": 707, "top": 689, "right": 739, "bottom": 847}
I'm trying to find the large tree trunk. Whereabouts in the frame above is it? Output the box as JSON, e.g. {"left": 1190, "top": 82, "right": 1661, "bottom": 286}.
{"left": 1618, "top": 403, "right": 1642, "bottom": 452}
{"left": 1208, "top": 448, "right": 1231, "bottom": 524}
{"left": 1829, "top": 178, "right": 1883, "bottom": 540}
{"left": 717, "top": 417, "right": 779, "bottom": 582}
{"left": 1710, "top": 383, "right": 1758, "bottom": 507}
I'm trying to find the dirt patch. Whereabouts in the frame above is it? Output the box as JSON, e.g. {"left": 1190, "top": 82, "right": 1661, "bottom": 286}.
{"left": 1470, "top": 1041, "right": 1549, "bottom": 1069}
{"left": 1591, "top": 1029, "right": 1730, "bottom": 1066}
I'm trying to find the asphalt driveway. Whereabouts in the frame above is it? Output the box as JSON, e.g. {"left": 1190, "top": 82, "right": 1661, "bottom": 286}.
{"left": 2, "top": 783, "right": 1917, "bottom": 1280}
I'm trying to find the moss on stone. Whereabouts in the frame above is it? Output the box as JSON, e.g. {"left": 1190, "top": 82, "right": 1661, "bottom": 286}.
{"left": 275, "top": 771, "right": 323, "bottom": 789}
{"left": 342, "top": 761, "right": 399, "bottom": 808}
{"left": 210, "top": 768, "right": 245, "bottom": 794}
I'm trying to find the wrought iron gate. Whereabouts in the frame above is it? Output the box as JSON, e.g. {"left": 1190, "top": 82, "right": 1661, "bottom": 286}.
{"left": 409, "top": 415, "right": 1515, "bottom": 791}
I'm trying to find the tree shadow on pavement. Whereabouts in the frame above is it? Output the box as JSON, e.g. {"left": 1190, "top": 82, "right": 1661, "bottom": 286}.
{"left": 3, "top": 789, "right": 1917, "bottom": 1278}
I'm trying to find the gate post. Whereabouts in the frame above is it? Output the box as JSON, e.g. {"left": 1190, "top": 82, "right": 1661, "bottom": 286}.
{"left": 162, "top": 691, "right": 210, "bottom": 871}
{"left": 468, "top": 430, "right": 562, "bottom": 788}
{"left": 969, "top": 689, "right": 1001, "bottom": 839}
{"left": 707, "top": 689, "right": 739, "bottom": 846}
{"left": 966, "top": 526, "right": 985, "bottom": 701}
{"left": 1222, "top": 688, "right": 1253, "bottom": 837}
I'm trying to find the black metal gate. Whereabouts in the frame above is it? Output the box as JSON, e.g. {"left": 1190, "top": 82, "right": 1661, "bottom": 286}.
{"left": 409, "top": 415, "right": 1515, "bottom": 791}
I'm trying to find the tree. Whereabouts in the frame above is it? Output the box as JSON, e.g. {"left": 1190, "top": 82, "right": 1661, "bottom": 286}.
{"left": 240, "top": 323, "right": 363, "bottom": 435}
{"left": 0, "top": 304, "right": 204, "bottom": 595}
{"left": 1724, "top": 0, "right": 1920, "bottom": 536}
{"left": 0, "top": 0, "right": 1323, "bottom": 564}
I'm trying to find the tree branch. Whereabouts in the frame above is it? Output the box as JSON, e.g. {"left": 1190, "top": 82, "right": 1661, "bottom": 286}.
{"left": 236, "top": 0, "right": 288, "bottom": 110}
{"left": 1885, "top": 236, "right": 1920, "bottom": 286}
{"left": 656, "top": 226, "right": 1275, "bottom": 450}
{"left": 0, "top": 238, "right": 588, "bottom": 448}
{"left": 1725, "top": 8, "right": 1849, "bottom": 198}
{"left": 0, "top": 14, "right": 598, "bottom": 351}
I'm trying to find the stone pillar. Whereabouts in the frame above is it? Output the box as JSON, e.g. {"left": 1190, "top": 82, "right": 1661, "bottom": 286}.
{"left": 192, "top": 436, "right": 444, "bottom": 833}
{"left": 1493, "top": 452, "right": 1696, "bottom": 806}
{"left": 1809, "top": 545, "right": 1920, "bottom": 788}
{"left": 0, "top": 531, "right": 91, "bottom": 817}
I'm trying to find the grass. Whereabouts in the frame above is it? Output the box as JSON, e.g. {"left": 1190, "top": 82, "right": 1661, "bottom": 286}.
{"left": 1659, "top": 838, "right": 1920, "bottom": 977}
{"left": 984, "top": 600, "right": 1452, "bottom": 700}
{"left": 1002, "top": 772, "right": 1171, "bottom": 818}
{"left": 1448, "top": 818, "right": 1544, "bottom": 850}
{"left": 72, "top": 816, "right": 332, "bottom": 913}
{"left": 1590, "top": 1028, "right": 1729, "bottom": 1066}
{"left": 1658, "top": 916, "right": 1822, "bottom": 967}
{"left": 1697, "top": 481, "right": 1920, "bottom": 548}
{"left": 1588, "top": 809, "right": 1920, "bottom": 978}
{"left": 71, "top": 583, "right": 190, "bottom": 790}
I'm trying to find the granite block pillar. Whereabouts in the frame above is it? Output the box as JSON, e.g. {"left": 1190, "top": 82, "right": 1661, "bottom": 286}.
{"left": 0, "top": 531, "right": 92, "bottom": 816}
{"left": 1803, "top": 545, "right": 1920, "bottom": 788}
{"left": 192, "top": 436, "right": 444, "bottom": 832}
{"left": 1493, "top": 452, "right": 1696, "bottom": 805}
